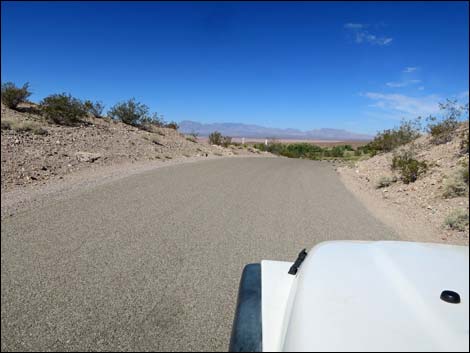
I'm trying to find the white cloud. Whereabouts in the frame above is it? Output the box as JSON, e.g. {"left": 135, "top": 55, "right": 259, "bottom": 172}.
{"left": 418, "top": 86, "right": 425, "bottom": 91}
{"left": 344, "top": 23, "right": 365, "bottom": 29}
{"left": 344, "top": 22, "right": 393, "bottom": 46}
{"left": 362, "top": 92, "right": 441, "bottom": 118}
{"left": 403, "top": 67, "right": 418, "bottom": 73}
{"left": 385, "top": 79, "right": 421, "bottom": 88}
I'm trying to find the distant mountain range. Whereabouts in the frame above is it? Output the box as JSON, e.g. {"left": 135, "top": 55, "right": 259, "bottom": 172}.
{"left": 179, "top": 121, "right": 373, "bottom": 141}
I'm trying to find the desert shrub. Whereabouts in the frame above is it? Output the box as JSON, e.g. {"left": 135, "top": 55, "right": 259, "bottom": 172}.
{"left": 376, "top": 175, "right": 397, "bottom": 189}
{"left": 367, "top": 118, "right": 422, "bottom": 153}
{"left": 209, "top": 131, "right": 222, "bottom": 145}
{"left": 460, "top": 162, "right": 469, "bottom": 186}
{"left": 1, "top": 119, "right": 12, "bottom": 130}
{"left": 460, "top": 129, "right": 469, "bottom": 155}
{"left": 1, "top": 82, "right": 32, "bottom": 109}
{"left": 427, "top": 100, "right": 467, "bottom": 145}
{"left": 391, "top": 148, "right": 427, "bottom": 184}
{"left": 220, "top": 135, "right": 232, "bottom": 147}
{"left": 444, "top": 209, "right": 469, "bottom": 231}
{"left": 443, "top": 162, "right": 469, "bottom": 198}
{"left": 83, "top": 100, "right": 105, "bottom": 118}
{"left": 165, "top": 121, "right": 179, "bottom": 130}
{"left": 0, "top": 119, "right": 47, "bottom": 135}
{"left": 40, "top": 93, "right": 87, "bottom": 125}
{"left": 330, "top": 146, "right": 345, "bottom": 158}
{"left": 443, "top": 175, "right": 468, "bottom": 198}
{"left": 108, "top": 98, "right": 151, "bottom": 126}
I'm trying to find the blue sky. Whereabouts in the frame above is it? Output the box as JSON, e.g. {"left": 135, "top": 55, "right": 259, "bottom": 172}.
{"left": 1, "top": 1, "right": 468, "bottom": 134}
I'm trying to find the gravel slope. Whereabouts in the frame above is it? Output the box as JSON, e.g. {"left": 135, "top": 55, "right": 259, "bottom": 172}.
{"left": 1, "top": 157, "right": 397, "bottom": 351}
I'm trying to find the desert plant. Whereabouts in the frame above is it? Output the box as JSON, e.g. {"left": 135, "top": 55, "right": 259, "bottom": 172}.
{"left": 108, "top": 98, "right": 151, "bottom": 126}
{"left": 460, "top": 129, "right": 469, "bottom": 155}
{"left": 209, "top": 131, "right": 222, "bottom": 145}
{"left": 367, "top": 118, "right": 422, "bottom": 153}
{"left": 444, "top": 209, "right": 469, "bottom": 231}
{"left": 460, "top": 162, "right": 469, "bottom": 186}
{"left": 1, "top": 82, "right": 32, "bottom": 109}
{"left": 1, "top": 119, "right": 12, "bottom": 130}
{"left": 427, "top": 100, "right": 467, "bottom": 145}
{"left": 376, "top": 175, "right": 397, "bottom": 189}
{"left": 40, "top": 93, "right": 87, "bottom": 125}
{"left": 164, "top": 121, "right": 179, "bottom": 130}
{"left": 0, "top": 119, "right": 47, "bottom": 135}
{"left": 221, "top": 135, "right": 232, "bottom": 147}
{"left": 83, "top": 100, "right": 105, "bottom": 118}
{"left": 391, "top": 148, "right": 427, "bottom": 184}
{"left": 443, "top": 176, "right": 468, "bottom": 198}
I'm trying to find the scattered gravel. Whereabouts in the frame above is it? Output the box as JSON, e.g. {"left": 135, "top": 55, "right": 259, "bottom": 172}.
{"left": 338, "top": 123, "right": 469, "bottom": 245}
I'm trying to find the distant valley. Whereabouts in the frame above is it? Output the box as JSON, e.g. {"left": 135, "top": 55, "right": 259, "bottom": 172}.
{"left": 179, "top": 120, "right": 373, "bottom": 141}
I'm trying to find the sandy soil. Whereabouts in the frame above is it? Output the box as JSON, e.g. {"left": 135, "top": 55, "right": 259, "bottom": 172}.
{"left": 338, "top": 125, "right": 469, "bottom": 245}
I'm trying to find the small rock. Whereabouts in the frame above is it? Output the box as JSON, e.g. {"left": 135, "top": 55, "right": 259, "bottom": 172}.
{"left": 14, "top": 139, "right": 20, "bottom": 144}
{"left": 56, "top": 140, "right": 61, "bottom": 145}
{"left": 75, "top": 152, "right": 101, "bottom": 163}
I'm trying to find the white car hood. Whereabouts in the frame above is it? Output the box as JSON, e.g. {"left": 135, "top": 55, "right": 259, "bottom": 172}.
{"left": 263, "top": 241, "right": 469, "bottom": 352}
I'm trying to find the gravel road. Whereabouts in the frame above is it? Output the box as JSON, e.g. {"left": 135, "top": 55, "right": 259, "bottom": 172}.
{"left": 1, "top": 157, "right": 397, "bottom": 351}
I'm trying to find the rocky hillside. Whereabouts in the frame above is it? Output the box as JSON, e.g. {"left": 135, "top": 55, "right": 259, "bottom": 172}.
{"left": 339, "top": 122, "right": 469, "bottom": 245}
{"left": 1, "top": 103, "right": 261, "bottom": 191}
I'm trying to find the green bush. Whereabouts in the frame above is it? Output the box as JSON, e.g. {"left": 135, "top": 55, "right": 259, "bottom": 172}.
{"left": 367, "top": 118, "right": 422, "bottom": 153}
{"left": 391, "top": 149, "right": 427, "bottom": 184}
{"left": 330, "top": 146, "right": 345, "bottom": 158}
{"left": 40, "top": 93, "right": 87, "bottom": 125}
{"left": 83, "top": 100, "right": 105, "bottom": 118}
{"left": 427, "top": 100, "right": 467, "bottom": 145}
{"left": 209, "top": 131, "right": 222, "bottom": 145}
{"left": 1, "top": 82, "right": 32, "bottom": 109}
{"left": 444, "top": 209, "right": 469, "bottom": 231}
{"left": 108, "top": 98, "right": 151, "bottom": 126}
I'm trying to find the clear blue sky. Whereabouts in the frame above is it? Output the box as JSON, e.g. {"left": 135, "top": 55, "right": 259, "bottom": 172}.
{"left": 2, "top": 1, "right": 468, "bottom": 134}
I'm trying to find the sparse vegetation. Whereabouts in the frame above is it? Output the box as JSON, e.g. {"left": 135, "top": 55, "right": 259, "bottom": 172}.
{"left": 108, "top": 98, "right": 152, "bottom": 126}
{"left": 254, "top": 141, "right": 365, "bottom": 161}
{"left": 376, "top": 175, "right": 397, "bottom": 189}
{"left": 220, "top": 135, "right": 232, "bottom": 147}
{"left": 442, "top": 161, "right": 468, "bottom": 198}
{"left": 460, "top": 129, "right": 469, "bottom": 155}
{"left": 427, "top": 100, "right": 468, "bottom": 145}
{"left": 391, "top": 148, "right": 427, "bottom": 184}
{"left": 1, "top": 82, "right": 32, "bottom": 110}
{"left": 366, "top": 118, "right": 422, "bottom": 154}
{"left": 40, "top": 93, "right": 87, "bottom": 125}
{"left": 209, "top": 131, "right": 223, "bottom": 145}
{"left": 1, "top": 119, "right": 48, "bottom": 135}
{"left": 444, "top": 209, "right": 469, "bottom": 231}
{"left": 164, "top": 121, "right": 179, "bottom": 130}
{"left": 460, "top": 161, "right": 469, "bottom": 186}
{"left": 84, "top": 100, "right": 105, "bottom": 118}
